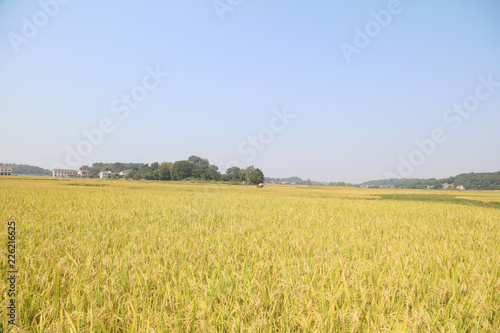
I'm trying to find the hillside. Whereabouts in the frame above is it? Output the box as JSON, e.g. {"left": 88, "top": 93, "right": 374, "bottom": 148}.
{"left": 362, "top": 171, "right": 500, "bottom": 190}
{"left": 265, "top": 176, "right": 330, "bottom": 186}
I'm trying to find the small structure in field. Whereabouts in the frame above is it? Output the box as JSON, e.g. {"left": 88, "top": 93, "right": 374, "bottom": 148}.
{"left": 99, "top": 171, "right": 112, "bottom": 179}
{"left": 78, "top": 170, "right": 90, "bottom": 178}
{"left": 0, "top": 166, "right": 12, "bottom": 176}
{"left": 119, "top": 169, "right": 131, "bottom": 176}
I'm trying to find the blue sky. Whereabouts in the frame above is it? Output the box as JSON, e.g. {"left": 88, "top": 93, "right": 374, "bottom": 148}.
{"left": 0, "top": 0, "right": 499, "bottom": 183}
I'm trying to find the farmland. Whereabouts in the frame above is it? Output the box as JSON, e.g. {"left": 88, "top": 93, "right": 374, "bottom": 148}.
{"left": 1, "top": 177, "right": 500, "bottom": 332}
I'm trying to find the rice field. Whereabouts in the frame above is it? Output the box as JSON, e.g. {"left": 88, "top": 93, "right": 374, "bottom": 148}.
{"left": 1, "top": 177, "right": 500, "bottom": 332}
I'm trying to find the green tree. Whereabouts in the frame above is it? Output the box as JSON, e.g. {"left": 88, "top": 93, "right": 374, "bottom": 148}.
{"left": 306, "top": 178, "right": 312, "bottom": 185}
{"left": 173, "top": 160, "right": 194, "bottom": 180}
{"left": 188, "top": 155, "right": 209, "bottom": 166}
{"left": 150, "top": 162, "right": 160, "bottom": 171}
{"left": 192, "top": 164, "right": 210, "bottom": 179}
{"left": 246, "top": 166, "right": 264, "bottom": 184}
{"left": 239, "top": 168, "right": 247, "bottom": 182}
{"left": 159, "top": 162, "right": 172, "bottom": 180}
{"left": 206, "top": 165, "right": 221, "bottom": 181}
{"left": 138, "top": 164, "right": 151, "bottom": 179}
{"left": 225, "top": 166, "right": 241, "bottom": 181}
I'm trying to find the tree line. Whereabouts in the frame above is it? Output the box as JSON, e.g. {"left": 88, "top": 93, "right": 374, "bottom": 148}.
{"left": 82, "top": 156, "right": 265, "bottom": 184}
{"left": 363, "top": 171, "right": 500, "bottom": 190}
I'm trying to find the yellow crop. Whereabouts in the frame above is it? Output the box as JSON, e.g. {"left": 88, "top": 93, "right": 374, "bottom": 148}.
{"left": 1, "top": 177, "right": 499, "bottom": 332}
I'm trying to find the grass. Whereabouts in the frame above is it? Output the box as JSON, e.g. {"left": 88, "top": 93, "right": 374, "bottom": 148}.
{"left": 378, "top": 193, "right": 500, "bottom": 210}
{"left": 1, "top": 177, "right": 500, "bottom": 332}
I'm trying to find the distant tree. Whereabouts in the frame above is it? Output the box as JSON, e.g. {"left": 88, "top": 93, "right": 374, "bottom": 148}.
{"left": 246, "top": 166, "right": 264, "bottom": 184}
{"left": 239, "top": 168, "right": 247, "bottom": 182}
{"left": 173, "top": 160, "right": 194, "bottom": 180}
{"left": 192, "top": 164, "right": 209, "bottom": 179}
{"left": 90, "top": 168, "right": 100, "bottom": 178}
{"left": 206, "top": 165, "right": 221, "bottom": 181}
{"left": 188, "top": 155, "right": 209, "bottom": 166}
{"left": 244, "top": 166, "right": 255, "bottom": 183}
{"left": 159, "top": 162, "right": 172, "bottom": 180}
{"left": 114, "top": 162, "right": 125, "bottom": 172}
{"left": 225, "top": 166, "right": 241, "bottom": 181}
{"left": 306, "top": 178, "right": 312, "bottom": 185}
{"left": 129, "top": 164, "right": 150, "bottom": 179}
{"left": 150, "top": 162, "right": 160, "bottom": 171}
{"left": 126, "top": 166, "right": 139, "bottom": 180}
{"left": 431, "top": 180, "right": 440, "bottom": 190}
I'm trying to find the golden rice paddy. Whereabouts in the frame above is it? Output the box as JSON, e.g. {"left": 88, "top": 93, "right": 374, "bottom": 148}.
{"left": 1, "top": 177, "right": 499, "bottom": 332}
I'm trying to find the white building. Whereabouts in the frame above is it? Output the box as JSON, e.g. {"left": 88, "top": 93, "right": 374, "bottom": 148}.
{"left": 99, "top": 171, "right": 112, "bottom": 179}
{"left": 456, "top": 185, "right": 465, "bottom": 191}
{"left": 0, "top": 166, "right": 12, "bottom": 175}
{"left": 119, "top": 169, "right": 131, "bottom": 176}
{"left": 53, "top": 169, "right": 77, "bottom": 178}
{"left": 77, "top": 170, "right": 91, "bottom": 178}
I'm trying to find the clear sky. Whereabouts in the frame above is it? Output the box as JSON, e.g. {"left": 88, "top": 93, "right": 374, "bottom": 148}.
{"left": 0, "top": 0, "right": 499, "bottom": 183}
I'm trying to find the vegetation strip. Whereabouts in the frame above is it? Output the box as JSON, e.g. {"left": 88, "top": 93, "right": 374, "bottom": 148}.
{"left": 378, "top": 193, "right": 500, "bottom": 210}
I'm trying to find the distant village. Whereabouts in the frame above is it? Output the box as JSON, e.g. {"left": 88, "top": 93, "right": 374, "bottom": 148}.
{"left": 4, "top": 165, "right": 498, "bottom": 191}
{"left": 358, "top": 183, "right": 465, "bottom": 191}
{"left": 52, "top": 168, "right": 131, "bottom": 179}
